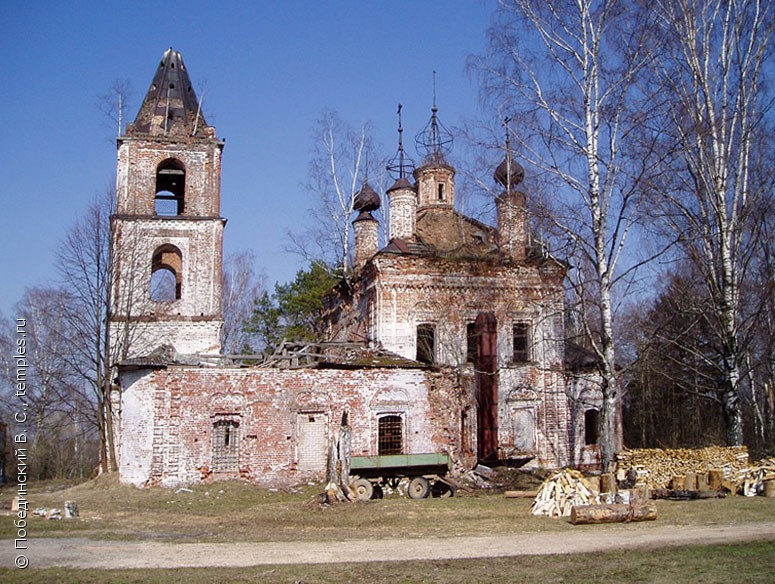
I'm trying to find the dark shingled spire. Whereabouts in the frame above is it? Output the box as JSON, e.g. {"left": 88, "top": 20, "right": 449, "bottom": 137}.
{"left": 129, "top": 48, "right": 209, "bottom": 137}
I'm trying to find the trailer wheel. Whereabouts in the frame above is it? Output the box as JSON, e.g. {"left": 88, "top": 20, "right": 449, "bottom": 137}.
{"left": 352, "top": 478, "right": 374, "bottom": 501}
{"left": 373, "top": 485, "right": 384, "bottom": 499}
{"left": 407, "top": 476, "right": 431, "bottom": 499}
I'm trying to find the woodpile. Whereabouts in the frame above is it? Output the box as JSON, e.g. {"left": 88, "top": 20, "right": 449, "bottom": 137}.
{"left": 530, "top": 470, "right": 600, "bottom": 517}
{"left": 739, "top": 458, "right": 775, "bottom": 497}
{"left": 616, "top": 446, "right": 749, "bottom": 489}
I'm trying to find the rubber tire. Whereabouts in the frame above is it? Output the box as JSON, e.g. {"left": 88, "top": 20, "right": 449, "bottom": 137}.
{"left": 352, "top": 478, "right": 374, "bottom": 501}
{"left": 407, "top": 476, "right": 431, "bottom": 499}
{"left": 372, "top": 485, "right": 384, "bottom": 499}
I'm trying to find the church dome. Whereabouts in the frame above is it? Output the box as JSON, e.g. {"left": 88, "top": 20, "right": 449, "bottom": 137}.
{"left": 494, "top": 156, "right": 524, "bottom": 188}
{"left": 353, "top": 181, "right": 381, "bottom": 212}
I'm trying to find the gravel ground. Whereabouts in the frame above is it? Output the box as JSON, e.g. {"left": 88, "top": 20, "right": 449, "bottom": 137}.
{"left": 3, "top": 521, "right": 775, "bottom": 569}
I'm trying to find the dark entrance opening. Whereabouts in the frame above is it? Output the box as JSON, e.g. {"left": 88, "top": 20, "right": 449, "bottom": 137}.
{"left": 474, "top": 312, "right": 498, "bottom": 462}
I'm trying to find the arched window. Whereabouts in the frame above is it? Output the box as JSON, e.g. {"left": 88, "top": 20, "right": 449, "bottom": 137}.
{"left": 584, "top": 409, "right": 600, "bottom": 445}
{"left": 155, "top": 158, "right": 185, "bottom": 216}
{"left": 151, "top": 244, "right": 182, "bottom": 301}
{"left": 378, "top": 415, "right": 403, "bottom": 455}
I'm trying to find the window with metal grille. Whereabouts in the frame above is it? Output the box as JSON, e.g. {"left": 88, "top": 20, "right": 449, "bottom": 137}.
{"left": 584, "top": 409, "right": 600, "bottom": 445}
{"left": 378, "top": 415, "right": 403, "bottom": 455}
{"left": 212, "top": 420, "right": 239, "bottom": 472}
{"left": 416, "top": 324, "right": 435, "bottom": 364}
{"left": 512, "top": 321, "right": 531, "bottom": 362}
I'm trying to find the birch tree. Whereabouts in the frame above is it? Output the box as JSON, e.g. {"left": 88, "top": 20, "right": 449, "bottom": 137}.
{"left": 474, "top": 1, "right": 658, "bottom": 468}
{"left": 221, "top": 250, "right": 265, "bottom": 354}
{"left": 97, "top": 79, "right": 133, "bottom": 138}
{"left": 288, "top": 109, "right": 377, "bottom": 274}
{"left": 648, "top": 0, "right": 774, "bottom": 445}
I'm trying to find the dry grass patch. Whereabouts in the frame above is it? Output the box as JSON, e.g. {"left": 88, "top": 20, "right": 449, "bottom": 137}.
{"left": 1, "top": 474, "right": 774, "bottom": 543}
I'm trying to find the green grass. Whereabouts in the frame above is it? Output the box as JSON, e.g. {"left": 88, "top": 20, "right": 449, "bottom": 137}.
{"left": 0, "top": 541, "right": 773, "bottom": 583}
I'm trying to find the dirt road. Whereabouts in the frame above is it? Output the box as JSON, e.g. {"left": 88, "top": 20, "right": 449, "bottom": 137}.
{"left": 4, "top": 521, "right": 775, "bottom": 569}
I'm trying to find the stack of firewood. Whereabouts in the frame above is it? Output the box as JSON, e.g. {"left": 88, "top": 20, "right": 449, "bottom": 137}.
{"left": 616, "top": 446, "right": 749, "bottom": 489}
{"left": 530, "top": 469, "right": 600, "bottom": 517}
{"left": 739, "top": 458, "right": 775, "bottom": 497}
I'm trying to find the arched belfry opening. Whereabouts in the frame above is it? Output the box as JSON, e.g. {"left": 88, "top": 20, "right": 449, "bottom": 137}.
{"left": 155, "top": 158, "right": 186, "bottom": 216}
{"left": 151, "top": 244, "right": 182, "bottom": 302}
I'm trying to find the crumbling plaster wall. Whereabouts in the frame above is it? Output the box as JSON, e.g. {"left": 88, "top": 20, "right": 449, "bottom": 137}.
{"left": 118, "top": 365, "right": 468, "bottom": 487}
{"left": 111, "top": 217, "right": 224, "bottom": 356}
{"left": 370, "top": 256, "right": 565, "bottom": 368}
{"left": 324, "top": 253, "right": 579, "bottom": 468}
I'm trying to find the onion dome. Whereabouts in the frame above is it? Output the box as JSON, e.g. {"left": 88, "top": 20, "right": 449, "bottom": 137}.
{"left": 353, "top": 181, "right": 381, "bottom": 212}
{"left": 494, "top": 155, "right": 524, "bottom": 188}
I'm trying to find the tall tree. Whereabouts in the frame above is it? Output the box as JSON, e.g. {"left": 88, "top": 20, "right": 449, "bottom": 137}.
{"left": 620, "top": 270, "right": 727, "bottom": 448}
{"left": 0, "top": 289, "right": 99, "bottom": 479}
{"left": 97, "top": 79, "right": 133, "bottom": 138}
{"left": 244, "top": 261, "right": 339, "bottom": 352}
{"left": 287, "top": 109, "right": 378, "bottom": 274}
{"left": 55, "top": 187, "right": 153, "bottom": 473}
{"left": 221, "top": 250, "right": 265, "bottom": 354}
{"left": 647, "top": 0, "right": 774, "bottom": 445}
{"left": 474, "top": 1, "right": 658, "bottom": 468}
{"left": 55, "top": 190, "right": 118, "bottom": 473}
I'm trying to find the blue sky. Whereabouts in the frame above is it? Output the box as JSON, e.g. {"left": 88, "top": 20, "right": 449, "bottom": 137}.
{"left": 0, "top": 1, "right": 495, "bottom": 315}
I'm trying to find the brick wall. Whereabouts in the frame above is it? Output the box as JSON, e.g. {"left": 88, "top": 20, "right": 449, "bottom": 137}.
{"left": 118, "top": 365, "right": 468, "bottom": 487}
{"left": 118, "top": 359, "right": 590, "bottom": 487}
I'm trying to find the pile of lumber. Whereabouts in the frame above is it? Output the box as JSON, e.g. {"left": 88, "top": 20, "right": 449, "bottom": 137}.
{"left": 739, "top": 458, "right": 775, "bottom": 497}
{"left": 616, "top": 446, "right": 749, "bottom": 489}
{"left": 530, "top": 469, "right": 600, "bottom": 517}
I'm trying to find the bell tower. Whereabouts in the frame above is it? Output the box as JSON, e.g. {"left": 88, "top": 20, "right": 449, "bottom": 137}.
{"left": 111, "top": 48, "right": 225, "bottom": 358}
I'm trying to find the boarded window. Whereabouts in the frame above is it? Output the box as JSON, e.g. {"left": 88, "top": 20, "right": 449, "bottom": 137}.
{"left": 297, "top": 412, "right": 328, "bottom": 472}
{"left": 584, "top": 409, "right": 600, "bottom": 445}
{"left": 513, "top": 409, "right": 536, "bottom": 451}
{"left": 512, "top": 322, "right": 531, "bottom": 362}
{"left": 378, "top": 415, "right": 403, "bottom": 455}
{"left": 212, "top": 420, "right": 239, "bottom": 472}
{"left": 466, "top": 322, "right": 477, "bottom": 363}
{"left": 416, "top": 324, "right": 435, "bottom": 364}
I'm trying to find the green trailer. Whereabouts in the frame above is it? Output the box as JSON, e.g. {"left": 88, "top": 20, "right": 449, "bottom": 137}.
{"left": 349, "top": 453, "right": 455, "bottom": 500}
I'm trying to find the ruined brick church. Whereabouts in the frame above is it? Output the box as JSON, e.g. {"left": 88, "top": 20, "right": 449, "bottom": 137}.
{"left": 113, "top": 49, "right": 610, "bottom": 487}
